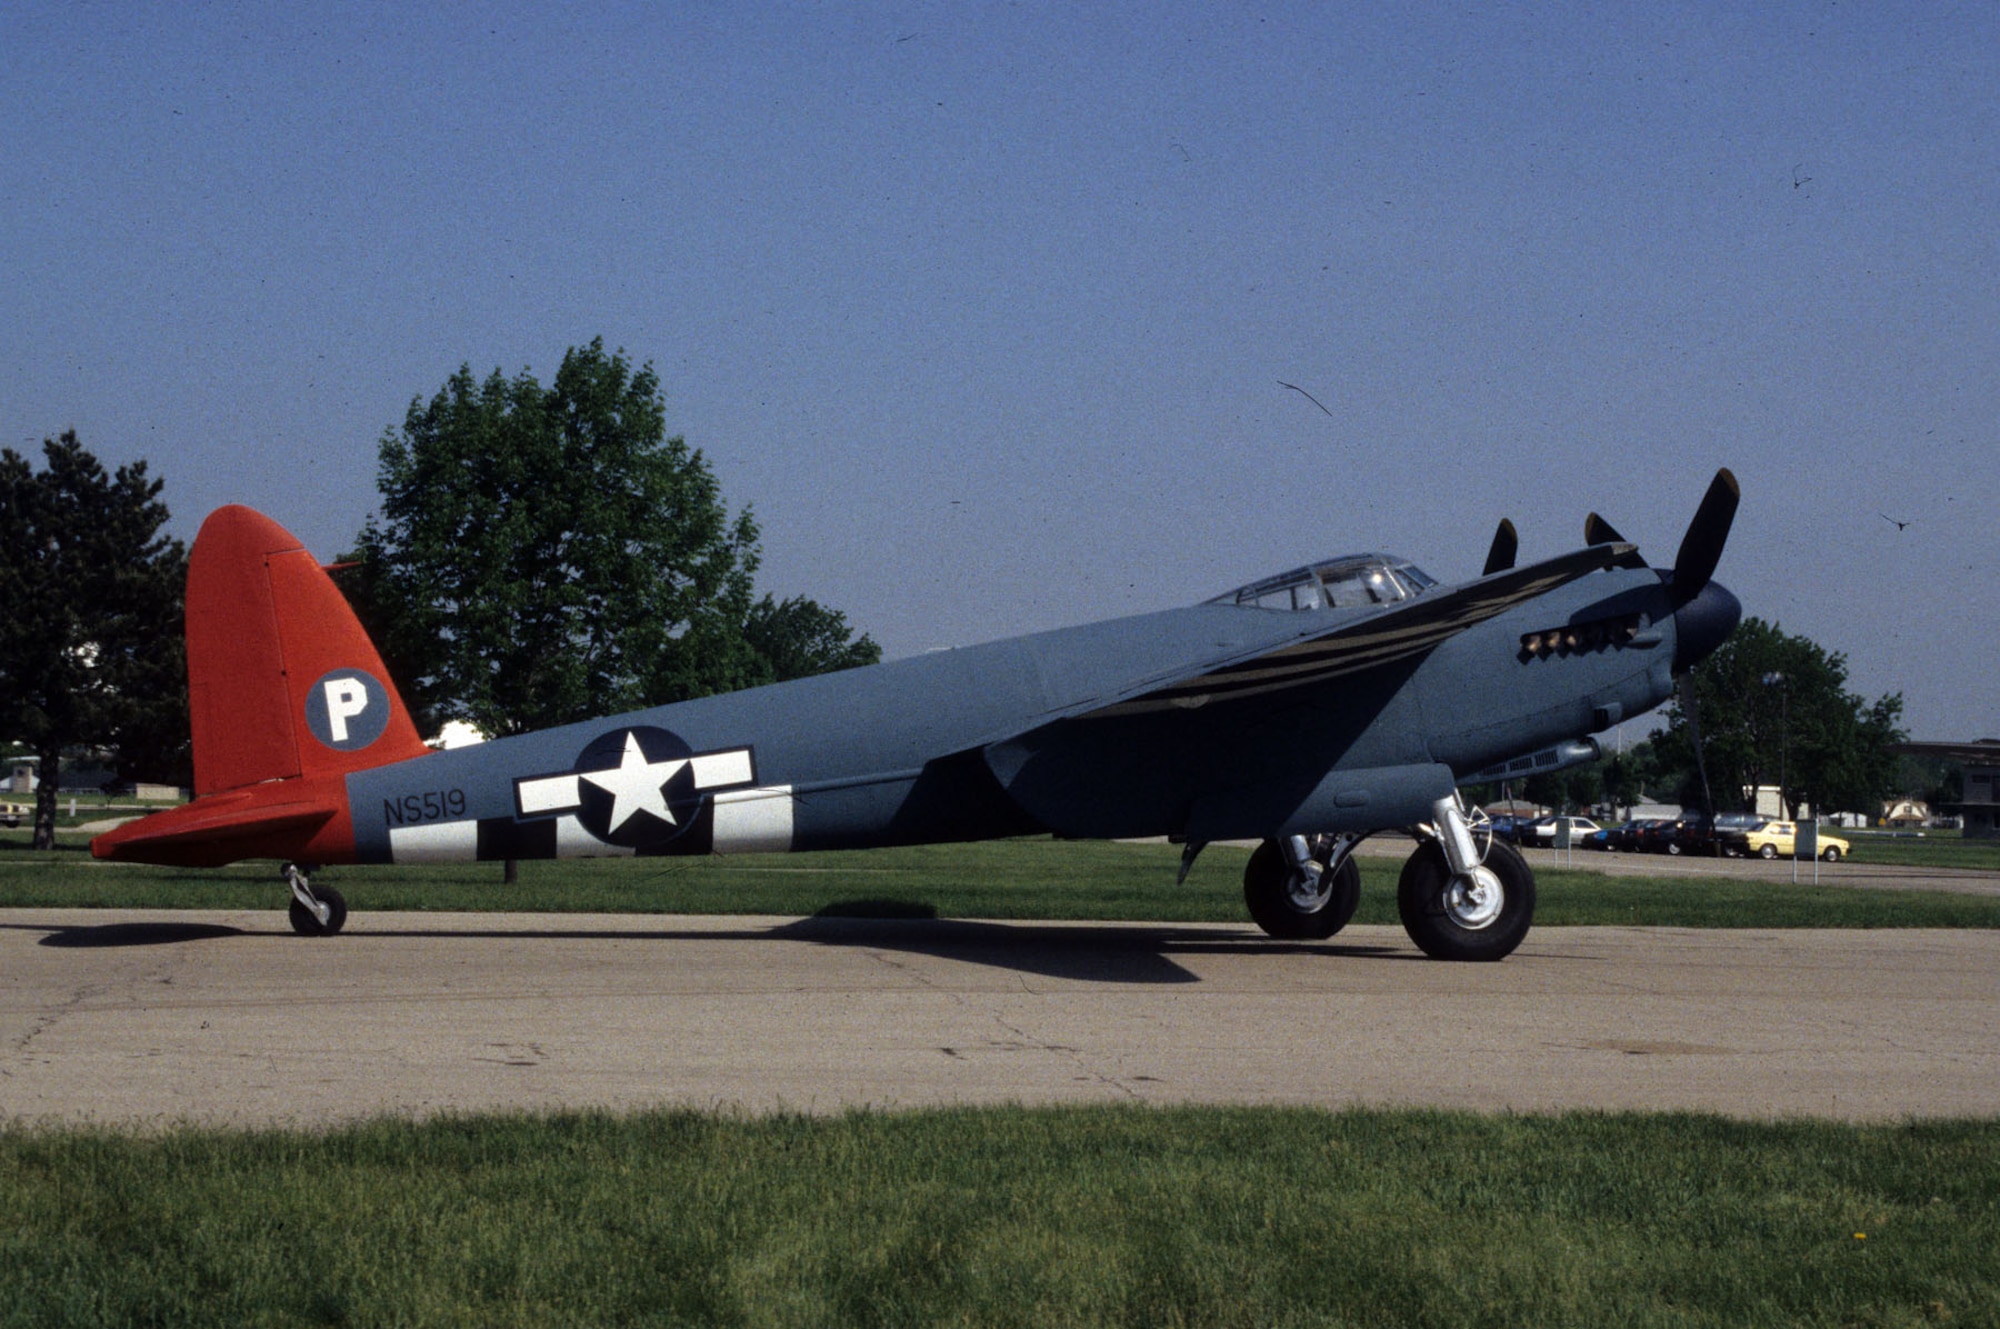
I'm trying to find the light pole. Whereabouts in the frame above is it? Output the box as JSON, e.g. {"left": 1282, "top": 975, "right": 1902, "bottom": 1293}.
{"left": 1762, "top": 672, "right": 1789, "bottom": 817}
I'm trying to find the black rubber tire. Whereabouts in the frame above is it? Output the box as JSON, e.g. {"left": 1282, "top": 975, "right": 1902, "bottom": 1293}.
{"left": 288, "top": 884, "right": 348, "bottom": 937}
{"left": 1821, "top": 846, "right": 1842, "bottom": 862}
{"left": 1758, "top": 844, "right": 1777, "bottom": 859}
{"left": 1396, "top": 838, "right": 1535, "bottom": 962}
{"left": 1243, "top": 839, "right": 1361, "bottom": 940}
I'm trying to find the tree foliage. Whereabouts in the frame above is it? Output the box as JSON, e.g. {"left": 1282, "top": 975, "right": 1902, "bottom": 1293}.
{"left": 1649, "top": 617, "right": 1904, "bottom": 818}
{"left": 1514, "top": 766, "right": 1603, "bottom": 815}
{"left": 1600, "top": 739, "right": 1666, "bottom": 810}
{"left": 0, "top": 433, "right": 187, "bottom": 846}
{"left": 1895, "top": 753, "right": 1962, "bottom": 815}
{"left": 351, "top": 339, "right": 876, "bottom": 738}
{"left": 743, "top": 595, "right": 881, "bottom": 684}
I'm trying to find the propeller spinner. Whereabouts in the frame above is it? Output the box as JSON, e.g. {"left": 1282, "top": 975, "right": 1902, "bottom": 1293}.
{"left": 1575, "top": 469, "right": 1742, "bottom": 670}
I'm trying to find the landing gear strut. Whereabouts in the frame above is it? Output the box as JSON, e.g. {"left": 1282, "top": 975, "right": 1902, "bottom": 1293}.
{"left": 1397, "top": 795, "right": 1534, "bottom": 961}
{"left": 284, "top": 862, "right": 347, "bottom": 937}
{"left": 1243, "top": 833, "right": 1362, "bottom": 940}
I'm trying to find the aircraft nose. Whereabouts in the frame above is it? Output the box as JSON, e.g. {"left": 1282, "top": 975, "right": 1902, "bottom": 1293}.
{"left": 1672, "top": 580, "right": 1741, "bottom": 672}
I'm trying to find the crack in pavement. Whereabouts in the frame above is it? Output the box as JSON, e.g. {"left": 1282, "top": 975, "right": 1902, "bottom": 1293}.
{"left": 859, "top": 945, "right": 1148, "bottom": 1102}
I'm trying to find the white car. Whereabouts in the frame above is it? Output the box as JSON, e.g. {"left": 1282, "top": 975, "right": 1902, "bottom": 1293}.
{"left": 1524, "top": 815, "right": 1602, "bottom": 846}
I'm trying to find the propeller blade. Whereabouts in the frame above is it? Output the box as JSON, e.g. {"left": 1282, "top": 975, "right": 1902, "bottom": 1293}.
{"left": 1583, "top": 512, "right": 1626, "bottom": 546}
{"left": 1482, "top": 518, "right": 1519, "bottom": 576}
{"left": 1671, "top": 468, "right": 1740, "bottom": 603}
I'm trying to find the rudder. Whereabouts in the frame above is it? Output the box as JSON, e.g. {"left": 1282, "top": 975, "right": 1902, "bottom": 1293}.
{"left": 187, "top": 505, "right": 430, "bottom": 795}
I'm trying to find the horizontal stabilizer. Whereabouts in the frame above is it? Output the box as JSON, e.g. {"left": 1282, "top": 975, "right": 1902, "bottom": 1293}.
{"left": 90, "top": 791, "right": 338, "bottom": 868}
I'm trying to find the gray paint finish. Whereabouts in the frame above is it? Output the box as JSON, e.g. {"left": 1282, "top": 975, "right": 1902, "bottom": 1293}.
{"left": 348, "top": 550, "right": 1709, "bottom": 863}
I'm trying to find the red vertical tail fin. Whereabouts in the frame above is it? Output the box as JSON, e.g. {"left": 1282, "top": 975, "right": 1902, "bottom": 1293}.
{"left": 93, "top": 506, "right": 428, "bottom": 866}
{"left": 187, "top": 505, "right": 430, "bottom": 792}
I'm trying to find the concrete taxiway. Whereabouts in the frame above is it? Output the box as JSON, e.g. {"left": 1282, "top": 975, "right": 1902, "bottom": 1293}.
{"left": 2, "top": 909, "right": 1995, "bottom": 1127}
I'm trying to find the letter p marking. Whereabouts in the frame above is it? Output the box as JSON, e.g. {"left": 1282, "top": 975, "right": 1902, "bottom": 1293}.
{"left": 323, "top": 677, "right": 370, "bottom": 743}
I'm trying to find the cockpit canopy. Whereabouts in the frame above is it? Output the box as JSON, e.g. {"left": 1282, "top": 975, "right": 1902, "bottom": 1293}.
{"left": 1208, "top": 553, "right": 1439, "bottom": 612}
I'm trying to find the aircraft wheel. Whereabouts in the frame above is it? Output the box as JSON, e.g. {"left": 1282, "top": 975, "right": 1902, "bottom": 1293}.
{"left": 1758, "top": 844, "right": 1777, "bottom": 859}
{"left": 289, "top": 885, "right": 348, "bottom": 937}
{"left": 1243, "top": 839, "right": 1361, "bottom": 940}
{"left": 1397, "top": 839, "right": 1535, "bottom": 962}
{"left": 1821, "top": 846, "right": 1842, "bottom": 862}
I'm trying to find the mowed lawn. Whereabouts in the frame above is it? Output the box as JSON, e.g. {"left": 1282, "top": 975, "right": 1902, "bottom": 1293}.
{"left": 2, "top": 1106, "right": 1996, "bottom": 1328}
{"left": 4, "top": 829, "right": 1999, "bottom": 929}
{"left": 6, "top": 831, "right": 1999, "bottom": 1325}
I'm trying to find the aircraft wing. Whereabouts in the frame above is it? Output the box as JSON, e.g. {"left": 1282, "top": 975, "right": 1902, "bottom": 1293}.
{"left": 1065, "top": 542, "right": 1636, "bottom": 721}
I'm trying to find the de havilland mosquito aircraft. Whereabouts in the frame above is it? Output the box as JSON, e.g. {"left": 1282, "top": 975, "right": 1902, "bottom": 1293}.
{"left": 93, "top": 471, "right": 1742, "bottom": 961}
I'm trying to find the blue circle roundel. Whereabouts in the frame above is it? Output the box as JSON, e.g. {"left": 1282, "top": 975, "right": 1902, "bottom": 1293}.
{"left": 304, "top": 669, "right": 391, "bottom": 751}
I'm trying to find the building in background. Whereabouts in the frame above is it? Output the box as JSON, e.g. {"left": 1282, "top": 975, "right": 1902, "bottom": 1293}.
{"left": 1892, "top": 740, "right": 2000, "bottom": 839}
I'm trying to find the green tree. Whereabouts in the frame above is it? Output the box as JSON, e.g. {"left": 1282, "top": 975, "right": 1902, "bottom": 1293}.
{"left": 0, "top": 434, "right": 187, "bottom": 847}
{"left": 744, "top": 595, "right": 881, "bottom": 683}
{"left": 352, "top": 339, "right": 873, "bottom": 738}
{"left": 1895, "top": 754, "right": 1962, "bottom": 818}
{"left": 1521, "top": 766, "right": 1603, "bottom": 815}
{"left": 1601, "top": 738, "right": 1665, "bottom": 810}
{"left": 1650, "top": 617, "right": 1904, "bottom": 819}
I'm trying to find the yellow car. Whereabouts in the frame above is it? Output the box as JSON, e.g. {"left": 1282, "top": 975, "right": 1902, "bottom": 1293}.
{"left": 1740, "top": 820, "right": 1849, "bottom": 862}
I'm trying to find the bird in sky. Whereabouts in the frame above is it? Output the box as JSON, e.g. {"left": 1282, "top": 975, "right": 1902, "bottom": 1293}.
{"left": 1277, "top": 380, "right": 1334, "bottom": 417}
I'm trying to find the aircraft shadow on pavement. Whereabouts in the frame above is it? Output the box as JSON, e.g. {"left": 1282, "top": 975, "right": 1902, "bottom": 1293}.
{"left": 769, "top": 911, "right": 1412, "bottom": 983}
{"left": 28, "top": 920, "right": 247, "bottom": 949}
{"left": 322, "top": 906, "right": 1408, "bottom": 984}
{"left": 7, "top": 908, "right": 1410, "bottom": 980}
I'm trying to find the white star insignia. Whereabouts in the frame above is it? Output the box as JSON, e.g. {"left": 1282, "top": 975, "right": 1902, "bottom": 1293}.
{"left": 580, "top": 733, "right": 688, "bottom": 833}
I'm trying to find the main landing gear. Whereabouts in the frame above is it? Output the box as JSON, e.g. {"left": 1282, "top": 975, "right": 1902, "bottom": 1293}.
{"left": 1397, "top": 796, "right": 1535, "bottom": 961}
{"left": 284, "top": 862, "right": 347, "bottom": 937}
{"left": 1242, "top": 834, "right": 1363, "bottom": 939}
{"left": 1243, "top": 795, "right": 1536, "bottom": 961}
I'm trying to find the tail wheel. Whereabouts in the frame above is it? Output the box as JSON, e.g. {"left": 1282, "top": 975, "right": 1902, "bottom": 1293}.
{"left": 288, "top": 884, "right": 348, "bottom": 937}
{"left": 1758, "top": 844, "right": 1777, "bottom": 859}
{"left": 1397, "top": 838, "right": 1535, "bottom": 962}
{"left": 1243, "top": 839, "right": 1361, "bottom": 940}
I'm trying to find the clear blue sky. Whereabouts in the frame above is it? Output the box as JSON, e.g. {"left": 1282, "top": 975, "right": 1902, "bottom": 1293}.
{"left": 6, "top": 2, "right": 1995, "bottom": 740}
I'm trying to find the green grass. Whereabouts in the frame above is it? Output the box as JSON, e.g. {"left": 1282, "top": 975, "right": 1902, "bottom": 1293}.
{"left": 5, "top": 832, "right": 2000, "bottom": 929}
{"left": 8, "top": 829, "right": 1996, "bottom": 1324}
{"left": 1835, "top": 830, "right": 2000, "bottom": 873}
{"left": 2, "top": 1105, "right": 1994, "bottom": 1327}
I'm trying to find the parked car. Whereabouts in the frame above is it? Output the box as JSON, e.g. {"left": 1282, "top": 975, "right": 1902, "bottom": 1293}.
{"left": 1597, "top": 818, "right": 1659, "bottom": 852}
{"left": 1663, "top": 811, "right": 1761, "bottom": 856}
{"left": 1615, "top": 817, "right": 1670, "bottom": 852}
{"left": 1520, "top": 815, "right": 1603, "bottom": 847}
{"left": 0, "top": 802, "right": 20, "bottom": 829}
{"left": 1626, "top": 818, "right": 1677, "bottom": 853}
{"left": 1738, "top": 819, "right": 1850, "bottom": 862}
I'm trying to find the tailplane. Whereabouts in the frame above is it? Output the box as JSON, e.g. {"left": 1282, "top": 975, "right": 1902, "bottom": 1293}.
{"left": 92, "top": 506, "right": 429, "bottom": 866}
